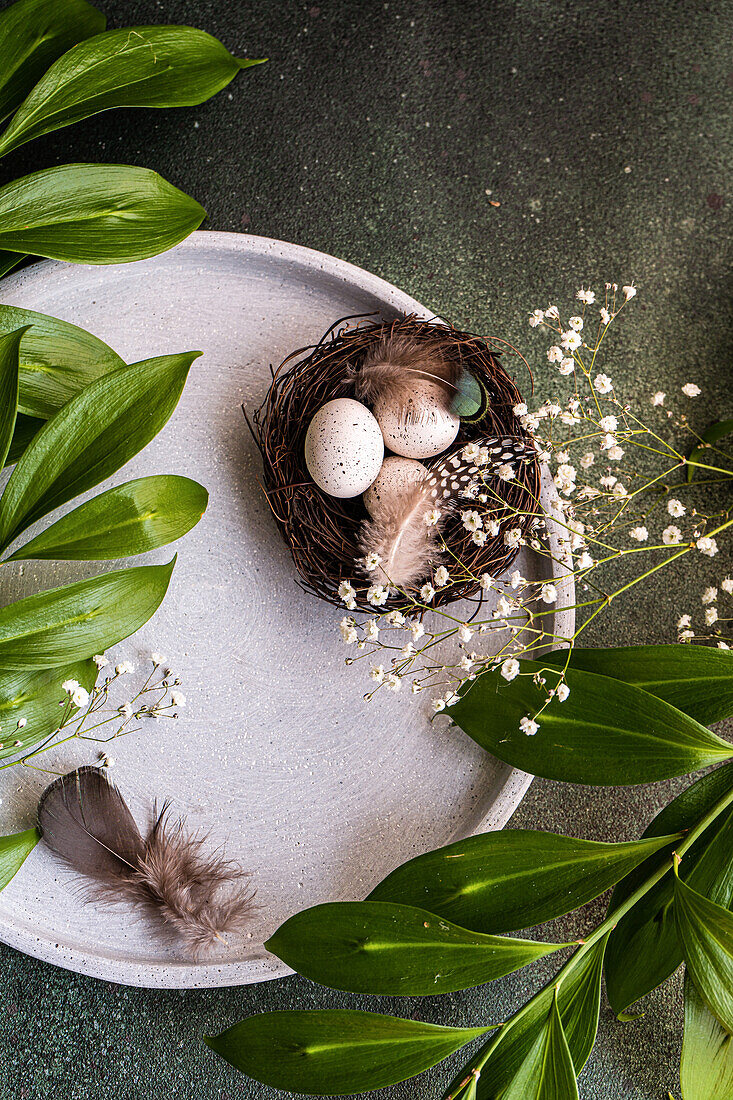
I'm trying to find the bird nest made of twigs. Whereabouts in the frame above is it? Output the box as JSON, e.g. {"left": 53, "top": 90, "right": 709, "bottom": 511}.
{"left": 249, "top": 315, "right": 540, "bottom": 612}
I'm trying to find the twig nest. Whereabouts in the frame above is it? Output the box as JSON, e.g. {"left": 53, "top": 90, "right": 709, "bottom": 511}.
{"left": 363, "top": 457, "right": 427, "bottom": 518}
{"left": 250, "top": 315, "right": 539, "bottom": 612}
{"left": 373, "top": 379, "right": 460, "bottom": 459}
{"left": 304, "top": 398, "right": 383, "bottom": 498}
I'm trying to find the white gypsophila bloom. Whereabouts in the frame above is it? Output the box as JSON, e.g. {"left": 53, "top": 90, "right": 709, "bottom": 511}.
{"left": 598, "top": 415, "right": 618, "bottom": 433}
{"left": 568, "top": 316, "right": 584, "bottom": 331}
{"left": 612, "top": 483, "right": 628, "bottom": 498}
{"left": 444, "top": 692, "right": 461, "bottom": 707}
{"left": 363, "top": 551, "right": 382, "bottom": 572}
{"left": 62, "top": 679, "right": 81, "bottom": 695}
{"left": 651, "top": 391, "right": 665, "bottom": 406}
{"left": 629, "top": 527, "right": 649, "bottom": 542}
{"left": 608, "top": 445, "right": 624, "bottom": 461}
{"left": 171, "top": 691, "right": 186, "bottom": 708}
{"left": 479, "top": 573, "right": 493, "bottom": 591}
{"left": 102, "top": 756, "right": 115, "bottom": 768}
{"left": 722, "top": 577, "right": 733, "bottom": 595}
{"left": 513, "top": 402, "right": 528, "bottom": 417}
{"left": 364, "top": 620, "right": 379, "bottom": 642}
{"left": 497, "top": 595, "right": 513, "bottom": 617}
{"left": 576, "top": 288, "right": 596, "bottom": 304}
{"left": 556, "top": 450, "right": 570, "bottom": 464}
{"left": 504, "top": 528, "right": 522, "bottom": 549}
{"left": 520, "top": 716, "right": 539, "bottom": 736}
{"left": 580, "top": 452, "right": 595, "bottom": 470}
{"left": 501, "top": 657, "right": 521, "bottom": 681}
{"left": 150, "top": 652, "right": 167, "bottom": 667}
{"left": 339, "top": 617, "right": 357, "bottom": 644}
{"left": 560, "top": 411, "right": 580, "bottom": 425}
{"left": 432, "top": 698, "right": 446, "bottom": 712}
{"left": 702, "top": 587, "right": 718, "bottom": 604}
{"left": 600, "top": 433, "right": 617, "bottom": 452}
{"left": 545, "top": 304, "right": 559, "bottom": 318}
{"left": 521, "top": 414, "right": 540, "bottom": 432}
{"left": 476, "top": 446, "right": 490, "bottom": 465}
{"left": 367, "top": 584, "right": 390, "bottom": 606}
{"left": 338, "top": 580, "right": 356, "bottom": 603}
{"left": 400, "top": 643, "right": 415, "bottom": 659}
{"left": 497, "top": 463, "right": 515, "bottom": 481}
{"left": 386, "top": 610, "right": 406, "bottom": 626}
{"left": 561, "top": 330, "right": 582, "bottom": 352}
{"left": 663, "top": 525, "right": 683, "bottom": 545}
{"left": 462, "top": 510, "right": 483, "bottom": 532}
{"left": 472, "top": 530, "right": 488, "bottom": 546}
{"left": 411, "top": 620, "right": 425, "bottom": 641}
{"left": 385, "top": 673, "right": 401, "bottom": 692}
{"left": 462, "top": 441, "right": 481, "bottom": 461}
{"left": 556, "top": 683, "right": 570, "bottom": 702}
{"left": 17, "top": 717, "right": 27, "bottom": 729}
{"left": 557, "top": 357, "right": 575, "bottom": 376}
{"left": 593, "top": 373, "right": 613, "bottom": 394}
{"left": 115, "top": 661, "right": 135, "bottom": 675}
{"left": 668, "top": 499, "right": 686, "bottom": 517}
{"left": 697, "top": 536, "right": 719, "bottom": 557}
{"left": 71, "top": 687, "right": 90, "bottom": 709}
{"left": 458, "top": 624, "right": 473, "bottom": 643}
{"left": 411, "top": 682, "right": 422, "bottom": 694}
{"left": 600, "top": 474, "right": 617, "bottom": 488}
{"left": 719, "top": 642, "right": 731, "bottom": 650}
{"left": 540, "top": 583, "right": 557, "bottom": 604}
{"left": 705, "top": 607, "right": 719, "bottom": 626}
{"left": 577, "top": 551, "right": 594, "bottom": 569}
{"left": 486, "top": 519, "right": 500, "bottom": 537}
{"left": 622, "top": 284, "right": 637, "bottom": 300}
{"left": 424, "top": 508, "right": 441, "bottom": 527}
{"left": 460, "top": 655, "right": 473, "bottom": 671}
{"left": 677, "top": 614, "right": 692, "bottom": 628}
{"left": 509, "top": 569, "right": 523, "bottom": 589}
{"left": 370, "top": 665, "right": 385, "bottom": 683}
{"left": 679, "top": 629, "right": 695, "bottom": 642}
{"left": 682, "top": 383, "right": 701, "bottom": 398}
{"left": 528, "top": 309, "right": 544, "bottom": 327}
{"left": 547, "top": 345, "right": 563, "bottom": 363}
{"left": 420, "top": 583, "right": 435, "bottom": 602}
{"left": 600, "top": 307, "right": 611, "bottom": 325}
{"left": 119, "top": 701, "right": 134, "bottom": 718}
{"left": 93, "top": 654, "right": 109, "bottom": 669}
{"left": 434, "top": 565, "right": 451, "bottom": 587}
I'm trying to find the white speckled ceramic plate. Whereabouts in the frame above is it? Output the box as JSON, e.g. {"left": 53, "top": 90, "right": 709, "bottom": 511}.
{"left": 0, "top": 233, "right": 574, "bottom": 988}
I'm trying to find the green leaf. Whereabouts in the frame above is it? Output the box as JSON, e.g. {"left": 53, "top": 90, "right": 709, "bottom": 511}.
{"left": 265, "top": 900, "right": 569, "bottom": 996}
{"left": 500, "top": 991, "right": 578, "bottom": 1100}
{"left": 0, "top": 827, "right": 38, "bottom": 890}
{"left": 0, "top": 25, "right": 260, "bottom": 156}
{"left": 5, "top": 414, "right": 43, "bottom": 466}
{"left": 687, "top": 420, "right": 733, "bottom": 482}
{"left": 674, "top": 869, "right": 733, "bottom": 1033}
{"left": 369, "top": 830, "right": 677, "bottom": 935}
{"left": 605, "top": 762, "right": 733, "bottom": 1014}
{"left": 460, "top": 936, "right": 609, "bottom": 1100}
{"left": 0, "top": 304, "right": 125, "bottom": 419}
{"left": 545, "top": 645, "right": 733, "bottom": 726}
{"left": 447, "top": 661, "right": 733, "bottom": 786}
{"left": 0, "top": 251, "right": 24, "bottom": 278}
{"left": 205, "top": 1010, "right": 491, "bottom": 1096}
{"left": 8, "top": 475, "right": 207, "bottom": 561}
{"left": 0, "top": 351, "right": 199, "bottom": 549}
{"left": 681, "top": 972, "right": 733, "bottom": 1100}
{"left": 0, "top": 326, "right": 27, "bottom": 469}
{"left": 0, "top": 0, "right": 105, "bottom": 122}
{"left": 0, "top": 558, "right": 174, "bottom": 669}
{"left": 0, "top": 659, "right": 96, "bottom": 760}
{"left": 0, "top": 163, "right": 204, "bottom": 264}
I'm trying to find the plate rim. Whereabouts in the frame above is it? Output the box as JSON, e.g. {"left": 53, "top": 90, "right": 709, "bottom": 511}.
{"left": 0, "top": 230, "right": 573, "bottom": 987}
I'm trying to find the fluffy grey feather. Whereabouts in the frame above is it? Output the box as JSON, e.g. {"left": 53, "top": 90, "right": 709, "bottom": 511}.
{"left": 38, "top": 766, "right": 255, "bottom": 959}
{"left": 352, "top": 334, "right": 461, "bottom": 411}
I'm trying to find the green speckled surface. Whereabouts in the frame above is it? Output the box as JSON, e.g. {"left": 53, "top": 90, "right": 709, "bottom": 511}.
{"left": 1, "top": 1, "right": 732, "bottom": 1097}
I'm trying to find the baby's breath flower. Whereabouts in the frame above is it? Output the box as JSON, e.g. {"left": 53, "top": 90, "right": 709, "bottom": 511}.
{"left": 411, "top": 620, "right": 425, "bottom": 641}
{"left": 513, "top": 402, "right": 528, "bottom": 417}
{"left": 678, "top": 614, "right": 692, "bottom": 629}
{"left": 629, "top": 526, "right": 649, "bottom": 542}
{"left": 667, "top": 499, "right": 685, "bottom": 518}
{"left": 338, "top": 580, "right": 357, "bottom": 609}
{"left": 545, "top": 304, "right": 559, "bottom": 318}
{"left": 702, "top": 587, "right": 718, "bottom": 604}
{"left": 400, "top": 643, "right": 414, "bottom": 659}
{"left": 697, "top": 536, "right": 719, "bottom": 557}
{"left": 363, "top": 551, "right": 382, "bottom": 572}
{"left": 722, "top": 577, "right": 733, "bottom": 595}
{"left": 71, "top": 687, "right": 90, "bottom": 709}
{"left": 385, "top": 673, "right": 401, "bottom": 692}
{"left": 370, "top": 665, "right": 385, "bottom": 683}
{"left": 420, "top": 583, "right": 435, "bottom": 603}
{"left": 367, "top": 584, "right": 390, "bottom": 606}
{"left": 528, "top": 309, "right": 544, "bottom": 327}
{"left": 485, "top": 519, "right": 500, "bottom": 537}
{"left": 576, "top": 287, "right": 596, "bottom": 304}
{"left": 556, "top": 357, "right": 574, "bottom": 375}
{"left": 561, "top": 330, "right": 582, "bottom": 352}
{"left": 434, "top": 565, "right": 451, "bottom": 587}
{"left": 432, "top": 697, "right": 446, "bottom": 713}
{"left": 340, "top": 617, "right": 357, "bottom": 644}
{"left": 115, "top": 661, "right": 135, "bottom": 675}
{"left": 577, "top": 551, "right": 594, "bottom": 569}
{"left": 119, "top": 701, "right": 134, "bottom": 718}
{"left": 682, "top": 383, "right": 701, "bottom": 398}
{"left": 705, "top": 607, "right": 719, "bottom": 626}
{"left": 580, "top": 452, "right": 595, "bottom": 470}
{"left": 458, "top": 624, "right": 473, "bottom": 643}
{"left": 608, "top": 445, "right": 624, "bottom": 461}
{"left": 62, "top": 679, "right": 81, "bottom": 695}
{"left": 93, "top": 654, "right": 109, "bottom": 669}
{"left": 501, "top": 658, "right": 521, "bottom": 681}
{"left": 460, "top": 655, "right": 473, "bottom": 671}
{"left": 568, "top": 316, "right": 583, "bottom": 331}
{"left": 547, "top": 345, "right": 563, "bottom": 363}
{"left": 504, "top": 527, "right": 522, "bottom": 549}
{"left": 663, "top": 525, "right": 683, "bottom": 545}
{"left": 479, "top": 573, "right": 493, "bottom": 591}
{"left": 593, "top": 373, "right": 613, "bottom": 394}
{"left": 600, "top": 307, "right": 611, "bottom": 324}
{"left": 612, "top": 483, "right": 628, "bottom": 498}
{"left": 679, "top": 629, "right": 695, "bottom": 642}
{"left": 424, "top": 508, "right": 441, "bottom": 527}
{"left": 462, "top": 510, "right": 483, "bottom": 533}
{"left": 719, "top": 642, "right": 730, "bottom": 650}
{"left": 622, "top": 284, "right": 637, "bottom": 300}
{"left": 170, "top": 691, "right": 186, "bottom": 708}
{"left": 472, "top": 529, "right": 488, "bottom": 546}
{"left": 556, "top": 683, "right": 570, "bottom": 702}
{"left": 519, "top": 716, "right": 539, "bottom": 735}
{"left": 598, "top": 415, "right": 618, "bottom": 433}
{"left": 364, "top": 619, "right": 380, "bottom": 641}
{"left": 386, "top": 610, "right": 406, "bottom": 627}
{"left": 541, "top": 582, "right": 558, "bottom": 603}
{"left": 497, "top": 463, "right": 515, "bottom": 481}
{"left": 509, "top": 569, "right": 523, "bottom": 589}
{"left": 651, "top": 391, "right": 665, "bottom": 406}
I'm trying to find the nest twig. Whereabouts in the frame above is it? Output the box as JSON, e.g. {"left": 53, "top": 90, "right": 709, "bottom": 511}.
{"left": 249, "top": 315, "right": 540, "bottom": 612}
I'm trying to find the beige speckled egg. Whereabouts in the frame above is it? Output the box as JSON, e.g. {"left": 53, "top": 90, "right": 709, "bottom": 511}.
{"left": 363, "top": 456, "right": 427, "bottom": 517}
{"left": 373, "top": 379, "right": 460, "bottom": 459}
{"left": 304, "top": 398, "right": 384, "bottom": 498}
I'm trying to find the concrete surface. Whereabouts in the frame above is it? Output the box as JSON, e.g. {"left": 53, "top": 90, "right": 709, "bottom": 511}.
{"left": 0, "top": 1, "right": 732, "bottom": 1098}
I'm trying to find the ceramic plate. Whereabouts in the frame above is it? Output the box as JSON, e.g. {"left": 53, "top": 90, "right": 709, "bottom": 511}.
{"left": 0, "top": 233, "right": 574, "bottom": 988}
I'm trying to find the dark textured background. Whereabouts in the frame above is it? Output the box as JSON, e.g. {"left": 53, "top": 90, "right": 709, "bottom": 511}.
{"left": 1, "top": 1, "right": 732, "bottom": 1098}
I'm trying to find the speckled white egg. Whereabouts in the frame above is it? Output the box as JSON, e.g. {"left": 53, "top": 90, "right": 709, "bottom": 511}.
{"left": 363, "top": 456, "right": 427, "bottom": 517}
{"left": 305, "top": 398, "right": 384, "bottom": 498}
{"left": 373, "top": 379, "right": 460, "bottom": 459}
